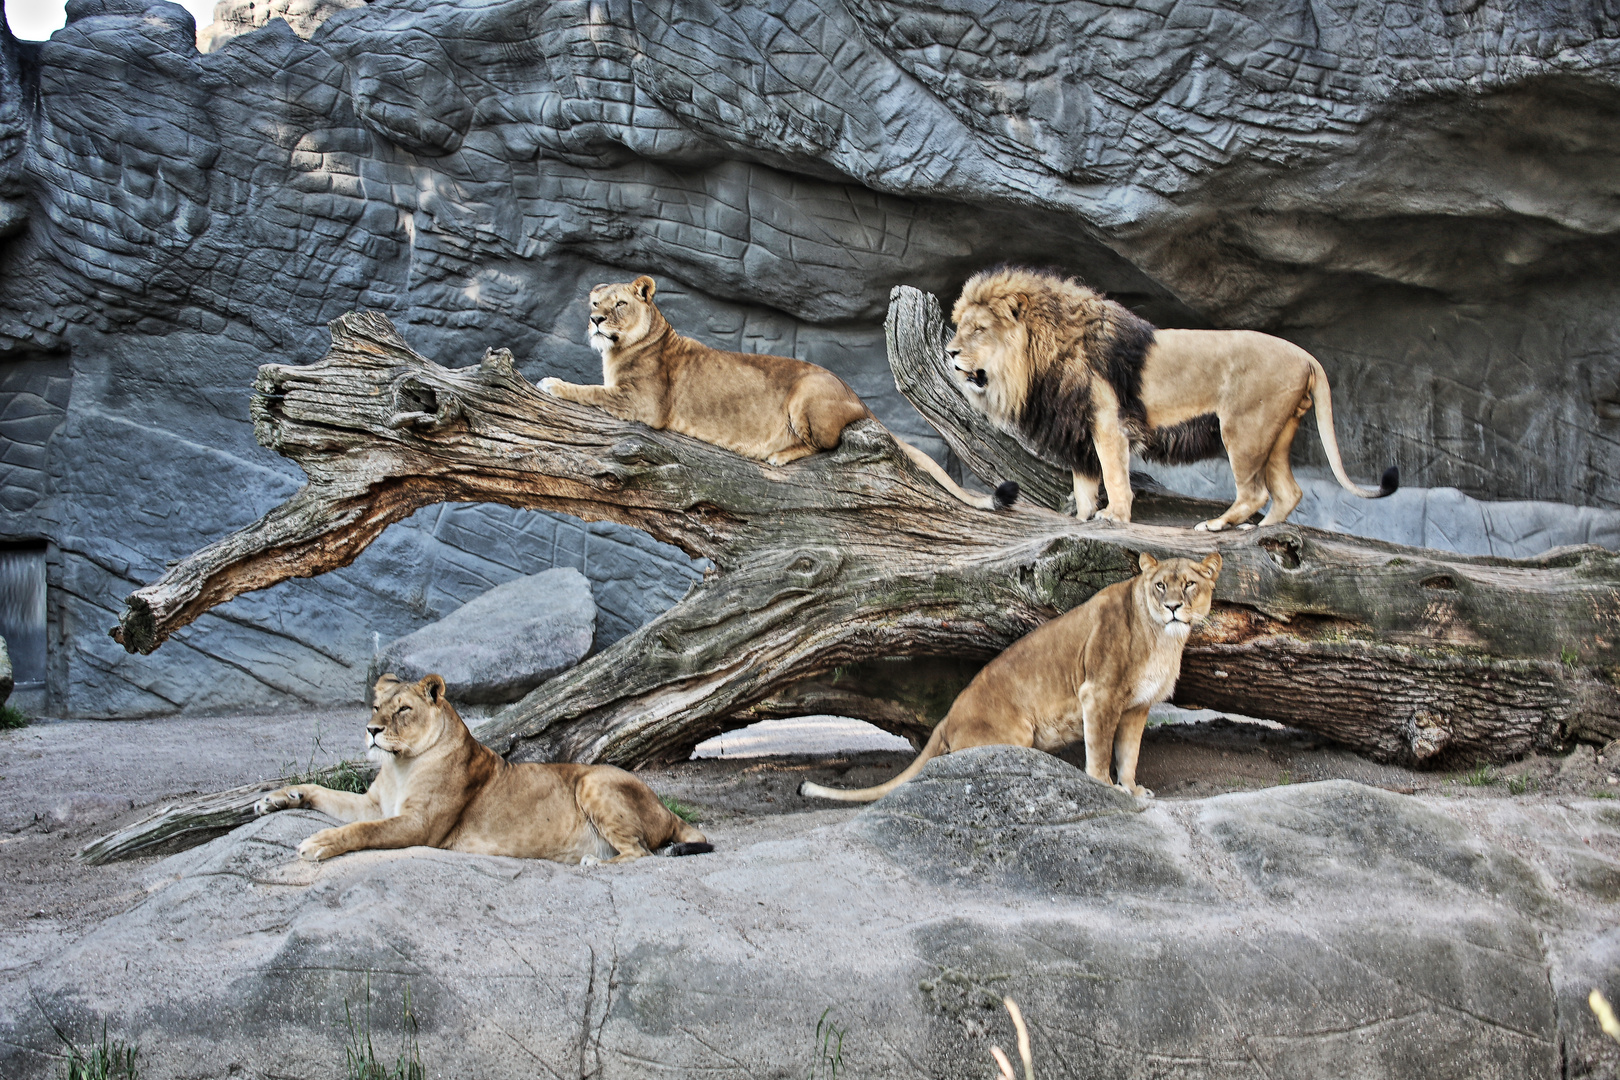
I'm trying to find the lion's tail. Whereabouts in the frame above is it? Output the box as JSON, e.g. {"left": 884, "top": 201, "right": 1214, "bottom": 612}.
{"left": 1305, "top": 356, "right": 1398, "bottom": 500}
{"left": 799, "top": 725, "right": 947, "bottom": 803}
{"left": 891, "top": 433, "right": 1019, "bottom": 512}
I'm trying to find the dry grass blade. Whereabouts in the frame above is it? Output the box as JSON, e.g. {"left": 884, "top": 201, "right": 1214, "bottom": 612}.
{"left": 989, "top": 997, "right": 1033, "bottom": 1080}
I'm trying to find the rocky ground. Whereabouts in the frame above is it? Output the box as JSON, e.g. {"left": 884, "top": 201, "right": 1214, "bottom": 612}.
{"left": 2, "top": 709, "right": 1619, "bottom": 1077}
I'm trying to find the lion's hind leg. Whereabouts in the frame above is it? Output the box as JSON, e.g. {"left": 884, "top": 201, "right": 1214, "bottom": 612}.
{"left": 1257, "top": 409, "right": 1307, "bottom": 527}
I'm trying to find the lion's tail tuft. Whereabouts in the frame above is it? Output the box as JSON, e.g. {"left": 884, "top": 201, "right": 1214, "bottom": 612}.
{"left": 993, "top": 480, "right": 1020, "bottom": 510}
{"left": 1378, "top": 466, "right": 1399, "bottom": 498}
{"left": 660, "top": 842, "right": 715, "bottom": 857}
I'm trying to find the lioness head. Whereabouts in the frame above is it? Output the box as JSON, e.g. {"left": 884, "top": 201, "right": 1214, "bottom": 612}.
{"left": 587, "top": 275, "right": 663, "bottom": 355}
{"left": 367, "top": 673, "right": 457, "bottom": 760}
{"left": 1136, "top": 551, "right": 1221, "bottom": 638}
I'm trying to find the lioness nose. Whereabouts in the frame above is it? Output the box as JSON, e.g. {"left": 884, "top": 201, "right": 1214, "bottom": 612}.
{"left": 366, "top": 724, "right": 384, "bottom": 736}
{"left": 590, "top": 314, "right": 606, "bottom": 325}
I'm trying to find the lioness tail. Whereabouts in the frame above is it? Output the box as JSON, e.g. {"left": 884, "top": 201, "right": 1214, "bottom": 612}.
{"left": 1306, "top": 356, "right": 1398, "bottom": 500}
{"left": 660, "top": 841, "right": 715, "bottom": 857}
{"left": 893, "top": 436, "right": 1019, "bottom": 513}
{"left": 799, "top": 727, "right": 946, "bottom": 803}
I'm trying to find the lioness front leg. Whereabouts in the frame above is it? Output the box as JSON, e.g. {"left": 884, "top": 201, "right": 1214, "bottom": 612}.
{"left": 296, "top": 814, "right": 433, "bottom": 862}
{"left": 1078, "top": 684, "right": 1126, "bottom": 787}
{"left": 255, "top": 784, "right": 380, "bottom": 822}
{"left": 1111, "top": 704, "right": 1153, "bottom": 798}
{"left": 537, "top": 378, "right": 635, "bottom": 415}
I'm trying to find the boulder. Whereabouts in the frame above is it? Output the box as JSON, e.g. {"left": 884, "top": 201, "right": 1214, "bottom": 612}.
{"left": 372, "top": 568, "right": 594, "bottom": 705}
{"left": 3, "top": 747, "right": 1617, "bottom": 1079}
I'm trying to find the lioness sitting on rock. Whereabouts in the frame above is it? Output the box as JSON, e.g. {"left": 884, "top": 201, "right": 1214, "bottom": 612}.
{"left": 801, "top": 551, "right": 1221, "bottom": 802}
{"left": 255, "top": 673, "right": 711, "bottom": 865}
{"left": 538, "top": 274, "right": 1018, "bottom": 512}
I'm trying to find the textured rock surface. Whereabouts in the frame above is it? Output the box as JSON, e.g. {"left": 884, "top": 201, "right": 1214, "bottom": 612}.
{"left": 2, "top": 748, "right": 1619, "bottom": 1078}
{"left": 1, "top": 0, "right": 1618, "bottom": 713}
{"left": 372, "top": 566, "right": 595, "bottom": 704}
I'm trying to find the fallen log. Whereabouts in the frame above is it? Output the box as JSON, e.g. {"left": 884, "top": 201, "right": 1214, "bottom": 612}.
{"left": 111, "top": 290, "right": 1620, "bottom": 770}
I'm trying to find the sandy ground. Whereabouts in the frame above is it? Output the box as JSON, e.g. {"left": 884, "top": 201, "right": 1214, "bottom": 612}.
{"left": 3, "top": 706, "right": 1617, "bottom": 990}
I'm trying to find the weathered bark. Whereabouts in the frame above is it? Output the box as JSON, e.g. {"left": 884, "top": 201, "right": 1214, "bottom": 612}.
{"left": 113, "top": 292, "right": 1620, "bottom": 768}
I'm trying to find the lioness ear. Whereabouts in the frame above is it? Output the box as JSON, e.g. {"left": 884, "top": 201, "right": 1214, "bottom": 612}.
{"left": 632, "top": 275, "right": 657, "bottom": 302}
{"left": 1138, "top": 551, "right": 1158, "bottom": 573}
{"left": 419, "top": 673, "right": 446, "bottom": 704}
{"left": 1201, "top": 552, "right": 1223, "bottom": 578}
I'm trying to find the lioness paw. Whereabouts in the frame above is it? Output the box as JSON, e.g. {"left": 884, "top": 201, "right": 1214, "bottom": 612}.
{"left": 1097, "top": 508, "right": 1131, "bottom": 524}
{"left": 1193, "top": 519, "right": 1227, "bottom": 532}
{"left": 537, "top": 376, "right": 562, "bottom": 395}
{"left": 579, "top": 855, "right": 603, "bottom": 867}
{"left": 254, "top": 787, "right": 303, "bottom": 816}
{"left": 297, "top": 829, "right": 341, "bottom": 862}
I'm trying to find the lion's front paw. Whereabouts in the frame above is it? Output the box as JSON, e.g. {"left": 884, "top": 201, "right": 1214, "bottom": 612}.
{"left": 579, "top": 855, "right": 603, "bottom": 867}
{"left": 1193, "top": 519, "right": 1227, "bottom": 532}
{"left": 537, "top": 376, "right": 563, "bottom": 395}
{"left": 1096, "top": 508, "right": 1131, "bottom": 524}
{"left": 297, "top": 829, "right": 343, "bottom": 862}
{"left": 1115, "top": 782, "right": 1154, "bottom": 799}
{"left": 254, "top": 787, "right": 306, "bottom": 816}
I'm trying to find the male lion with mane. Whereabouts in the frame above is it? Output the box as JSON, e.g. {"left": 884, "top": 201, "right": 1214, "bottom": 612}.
{"left": 539, "top": 275, "right": 1018, "bottom": 512}
{"left": 946, "top": 266, "right": 1396, "bottom": 530}
{"left": 801, "top": 551, "right": 1221, "bottom": 801}
{"left": 256, "top": 674, "right": 711, "bottom": 865}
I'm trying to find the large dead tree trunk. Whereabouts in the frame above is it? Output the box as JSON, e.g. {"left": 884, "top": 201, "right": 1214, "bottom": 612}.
{"left": 112, "top": 290, "right": 1620, "bottom": 768}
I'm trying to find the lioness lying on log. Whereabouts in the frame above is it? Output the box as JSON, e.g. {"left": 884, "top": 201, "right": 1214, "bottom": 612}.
{"left": 538, "top": 275, "right": 1018, "bottom": 512}
{"left": 946, "top": 266, "right": 1396, "bottom": 530}
{"left": 255, "top": 674, "right": 711, "bottom": 864}
{"left": 800, "top": 551, "right": 1221, "bottom": 802}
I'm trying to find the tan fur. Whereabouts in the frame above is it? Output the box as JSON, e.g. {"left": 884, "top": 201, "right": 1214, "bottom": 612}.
{"left": 255, "top": 674, "right": 708, "bottom": 865}
{"left": 800, "top": 552, "right": 1221, "bottom": 802}
{"left": 947, "top": 267, "right": 1391, "bottom": 530}
{"left": 539, "top": 275, "right": 1012, "bottom": 511}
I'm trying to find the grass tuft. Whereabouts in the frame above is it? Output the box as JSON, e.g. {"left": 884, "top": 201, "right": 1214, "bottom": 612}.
{"left": 1463, "top": 764, "right": 1498, "bottom": 787}
{"left": 57, "top": 1022, "right": 139, "bottom": 1080}
{"left": 808, "top": 1008, "right": 845, "bottom": 1080}
{"left": 1562, "top": 645, "right": 1581, "bottom": 669}
{"left": 660, "top": 795, "right": 700, "bottom": 824}
{"left": 1506, "top": 774, "right": 1539, "bottom": 796}
{"left": 281, "top": 720, "right": 371, "bottom": 793}
{"left": 344, "top": 976, "right": 424, "bottom": 1080}
{"left": 0, "top": 703, "right": 29, "bottom": 730}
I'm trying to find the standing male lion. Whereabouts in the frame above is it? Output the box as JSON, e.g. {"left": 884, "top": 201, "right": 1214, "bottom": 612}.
{"left": 946, "top": 266, "right": 1397, "bottom": 530}
{"left": 539, "top": 275, "right": 1018, "bottom": 512}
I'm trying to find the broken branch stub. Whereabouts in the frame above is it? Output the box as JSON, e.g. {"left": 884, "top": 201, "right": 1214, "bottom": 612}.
{"left": 109, "top": 298, "right": 1620, "bottom": 769}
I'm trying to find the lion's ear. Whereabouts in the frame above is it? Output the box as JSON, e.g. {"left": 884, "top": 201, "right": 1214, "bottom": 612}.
{"left": 419, "top": 673, "right": 446, "bottom": 704}
{"left": 632, "top": 275, "right": 657, "bottom": 302}
{"left": 1200, "top": 552, "right": 1223, "bottom": 579}
{"left": 1138, "top": 551, "right": 1159, "bottom": 573}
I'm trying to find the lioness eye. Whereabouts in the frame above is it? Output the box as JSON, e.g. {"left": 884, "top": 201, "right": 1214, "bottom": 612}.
{"left": 1185, "top": 582, "right": 1195, "bottom": 593}
{"left": 615, "top": 300, "right": 626, "bottom": 308}
{"left": 1154, "top": 582, "right": 1165, "bottom": 593}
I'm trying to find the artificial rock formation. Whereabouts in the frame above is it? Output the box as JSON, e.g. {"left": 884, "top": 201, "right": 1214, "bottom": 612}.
{"left": 2, "top": 0, "right": 1619, "bottom": 714}
{"left": 5, "top": 751, "right": 1620, "bottom": 1079}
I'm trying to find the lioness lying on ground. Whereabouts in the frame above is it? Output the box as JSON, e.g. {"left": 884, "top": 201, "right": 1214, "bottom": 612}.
{"left": 800, "top": 551, "right": 1221, "bottom": 802}
{"left": 255, "top": 673, "right": 711, "bottom": 864}
{"left": 538, "top": 275, "right": 1018, "bottom": 512}
{"left": 947, "top": 266, "right": 1396, "bottom": 530}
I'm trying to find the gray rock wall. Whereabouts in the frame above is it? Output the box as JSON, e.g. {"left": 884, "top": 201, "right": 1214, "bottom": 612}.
{"left": 0, "top": 0, "right": 1617, "bottom": 715}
